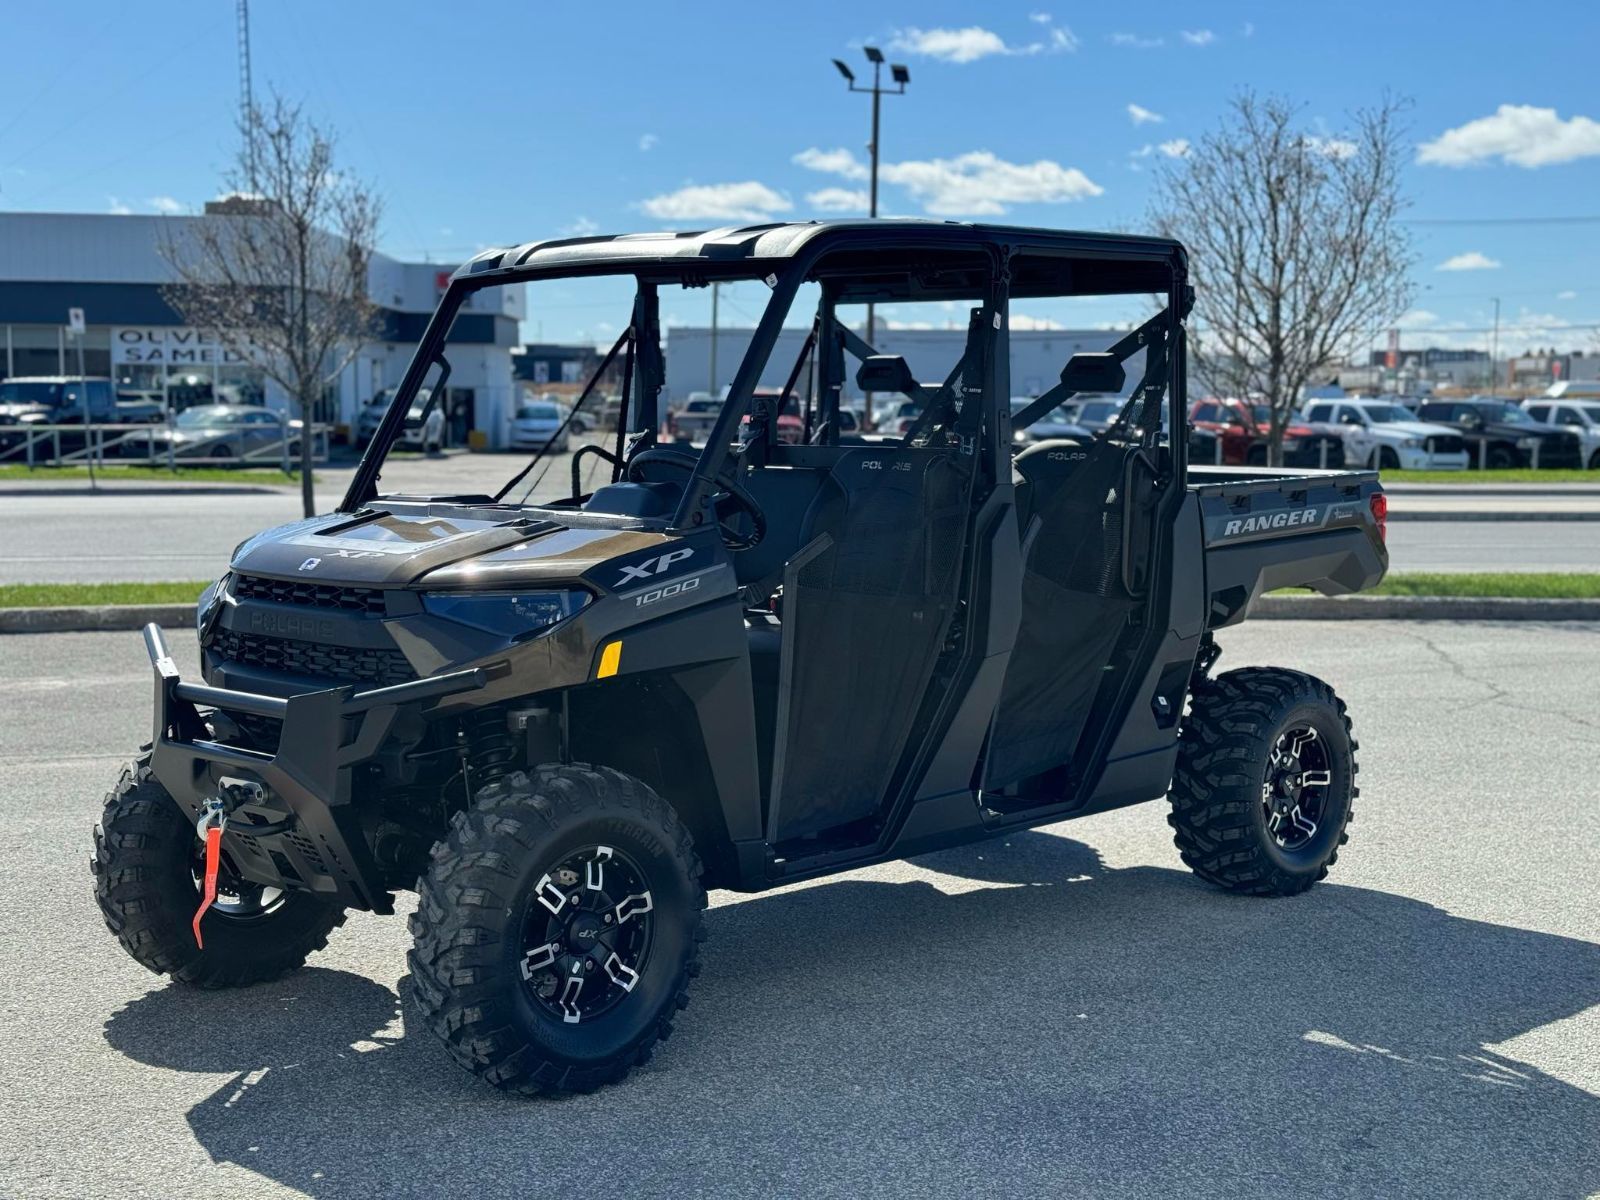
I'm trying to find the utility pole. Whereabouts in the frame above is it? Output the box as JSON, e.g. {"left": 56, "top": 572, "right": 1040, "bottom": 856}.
{"left": 708, "top": 282, "right": 720, "bottom": 396}
{"left": 1490, "top": 296, "right": 1501, "bottom": 389}
{"left": 832, "top": 48, "right": 909, "bottom": 429}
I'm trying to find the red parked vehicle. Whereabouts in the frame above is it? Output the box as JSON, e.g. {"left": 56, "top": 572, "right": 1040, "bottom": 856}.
{"left": 1188, "top": 398, "right": 1342, "bottom": 468}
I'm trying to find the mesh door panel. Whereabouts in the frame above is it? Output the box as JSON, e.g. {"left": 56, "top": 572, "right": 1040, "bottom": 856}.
{"left": 771, "top": 453, "right": 967, "bottom": 841}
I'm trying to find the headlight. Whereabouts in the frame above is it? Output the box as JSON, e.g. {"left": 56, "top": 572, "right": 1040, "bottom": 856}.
{"left": 196, "top": 573, "right": 229, "bottom": 635}
{"left": 1400, "top": 438, "right": 1421, "bottom": 449}
{"left": 422, "top": 590, "right": 590, "bottom": 639}
{"left": 1516, "top": 437, "right": 1540, "bottom": 450}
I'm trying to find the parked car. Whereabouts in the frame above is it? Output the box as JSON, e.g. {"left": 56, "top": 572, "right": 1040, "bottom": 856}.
{"left": 142, "top": 404, "right": 297, "bottom": 461}
{"left": 0, "top": 377, "right": 163, "bottom": 455}
{"left": 1010, "top": 398, "right": 1092, "bottom": 445}
{"left": 1415, "top": 399, "right": 1582, "bottom": 469}
{"left": 509, "top": 400, "right": 569, "bottom": 453}
{"left": 1073, "top": 397, "right": 1125, "bottom": 434}
{"left": 1190, "top": 398, "right": 1343, "bottom": 467}
{"left": 1522, "top": 397, "right": 1600, "bottom": 469}
{"left": 399, "top": 395, "right": 447, "bottom": 453}
{"left": 357, "top": 388, "right": 402, "bottom": 447}
{"left": 1299, "top": 398, "right": 1469, "bottom": 471}
{"left": 665, "top": 394, "right": 724, "bottom": 443}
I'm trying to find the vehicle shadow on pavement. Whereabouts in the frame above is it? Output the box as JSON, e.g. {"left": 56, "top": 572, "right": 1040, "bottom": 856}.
{"left": 104, "top": 831, "right": 1600, "bottom": 1200}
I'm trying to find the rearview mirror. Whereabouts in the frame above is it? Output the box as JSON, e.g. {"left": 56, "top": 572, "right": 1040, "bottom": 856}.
{"left": 1060, "top": 352, "right": 1125, "bottom": 394}
{"left": 856, "top": 355, "right": 918, "bottom": 396}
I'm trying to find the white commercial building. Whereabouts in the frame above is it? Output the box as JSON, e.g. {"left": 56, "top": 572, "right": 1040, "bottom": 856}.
{"left": 0, "top": 212, "right": 525, "bottom": 446}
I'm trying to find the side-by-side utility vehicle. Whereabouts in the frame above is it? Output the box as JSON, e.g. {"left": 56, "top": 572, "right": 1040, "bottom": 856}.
{"left": 93, "top": 222, "right": 1388, "bottom": 1095}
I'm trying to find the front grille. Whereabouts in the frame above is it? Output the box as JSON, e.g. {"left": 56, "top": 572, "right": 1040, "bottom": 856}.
{"left": 210, "top": 629, "right": 413, "bottom": 685}
{"left": 233, "top": 573, "right": 387, "bottom": 615}
{"left": 1425, "top": 434, "right": 1464, "bottom": 454}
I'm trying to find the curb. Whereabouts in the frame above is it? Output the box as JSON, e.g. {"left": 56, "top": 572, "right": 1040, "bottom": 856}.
{"left": 0, "top": 604, "right": 196, "bottom": 633}
{"left": 5, "top": 595, "right": 1600, "bottom": 634}
{"left": 1252, "top": 595, "right": 1600, "bottom": 621}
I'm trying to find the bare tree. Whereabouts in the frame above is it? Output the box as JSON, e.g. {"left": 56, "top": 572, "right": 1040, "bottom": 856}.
{"left": 1150, "top": 93, "right": 1414, "bottom": 463}
{"left": 160, "top": 95, "right": 381, "bottom": 515}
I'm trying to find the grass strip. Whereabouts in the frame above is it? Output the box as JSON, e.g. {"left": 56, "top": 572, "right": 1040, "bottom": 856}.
{"left": 0, "top": 581, "right": 211, "bottom": 608}
{"left": 0, "top": 465, "right": 304, "bottom": 485}
{"left": 1277, "top": 572, "right": 1600, "bottom": 599}
{"left": 1380, "top": 469, "right": 1597, "bottom": 484}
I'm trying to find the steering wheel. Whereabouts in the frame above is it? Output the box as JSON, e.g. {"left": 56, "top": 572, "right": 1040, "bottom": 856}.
{"left": 626, "top": 446, "right": 767, "bottom": 550}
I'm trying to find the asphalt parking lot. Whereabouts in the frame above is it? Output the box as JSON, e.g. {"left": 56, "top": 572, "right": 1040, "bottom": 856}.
{"left": 1, "top": 620, "right": 1596, "bottom": 1199}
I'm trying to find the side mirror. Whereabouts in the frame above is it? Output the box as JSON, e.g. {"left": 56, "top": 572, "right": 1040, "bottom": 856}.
{"left": 856, "top": 355, "right": 917, "bottom": 396}
{"left": 1060, "top": 352, "right": 1126, "bottom": 394}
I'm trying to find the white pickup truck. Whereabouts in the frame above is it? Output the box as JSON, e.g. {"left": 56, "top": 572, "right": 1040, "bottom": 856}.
{"left": 1300, "top": 398, "right": 1469, "bottom": 471}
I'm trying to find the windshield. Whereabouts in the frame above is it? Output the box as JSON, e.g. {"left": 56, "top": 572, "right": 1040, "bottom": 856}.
{"left": 1581, "top": 405, "right": 1600, "bottom": 422}
{"left": 1483, "top": 404, "right": 1529, "bottom": 424}
{"left": 0, "top": 381, "right": 65, "bottom": 407}
{"left": 1250, "top": 404, "right": 1273, "bottom": 425}
{"left": 517, "top": 403, "right": 561, "bottom": 420}
{"left": 1363, "top": 405, "right": 1412, "bottom": 423}
{"left": 1079, "top": 401, "right": 1120, "bottom": 422}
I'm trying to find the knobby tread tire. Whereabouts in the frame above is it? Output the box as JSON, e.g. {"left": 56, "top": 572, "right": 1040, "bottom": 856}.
{"left": 1167, "top": 667, "right": 1359, "bottom": 897}
{"left": 91, "top": 752, "right": 347, "bottom": 987}
{"left": 407, "top": 763, "right": 705, "bottom": 1096}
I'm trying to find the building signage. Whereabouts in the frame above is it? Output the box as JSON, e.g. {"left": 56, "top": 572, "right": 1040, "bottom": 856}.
{"left": 111, "top": 327, "right": 261, "bottom": 366}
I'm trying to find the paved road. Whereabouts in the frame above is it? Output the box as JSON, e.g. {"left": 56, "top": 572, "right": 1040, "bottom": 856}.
{"left": 1, "top": 621, "right": 1596, "bottom": 1199}
{"left": 2, "top": 452, "right": 1597, "bottom": 582}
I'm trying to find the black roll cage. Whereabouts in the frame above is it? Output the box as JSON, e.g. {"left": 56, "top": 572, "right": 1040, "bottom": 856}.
{"left": 340, "top": 224, "right": 1191, "bottom": 521}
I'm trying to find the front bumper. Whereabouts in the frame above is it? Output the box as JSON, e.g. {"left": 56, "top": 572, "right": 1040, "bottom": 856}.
{"left": 1395, "top": 447, "right": 1470, "bottom": 471}
{"left": 142, "top": 624, "right": 489, "bottom": 912}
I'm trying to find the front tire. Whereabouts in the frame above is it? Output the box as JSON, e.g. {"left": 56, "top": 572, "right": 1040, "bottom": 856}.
{"left": 408, "top": 765, "right": 705, "bottom": 1095}
{"left": 1167, "top": 668, "right": 1358, "bottom": 896}
{"left": 91, "top": 755, "right": 347, "bottom": 987}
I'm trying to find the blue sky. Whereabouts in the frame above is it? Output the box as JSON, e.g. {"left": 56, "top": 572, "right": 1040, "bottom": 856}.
{"left": 2, "top": 0, "right": 1597, "bottom": 353}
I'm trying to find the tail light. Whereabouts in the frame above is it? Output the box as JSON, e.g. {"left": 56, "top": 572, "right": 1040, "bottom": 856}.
{"left": 1369, "top": 491, "right": 1388, "bottom": 542}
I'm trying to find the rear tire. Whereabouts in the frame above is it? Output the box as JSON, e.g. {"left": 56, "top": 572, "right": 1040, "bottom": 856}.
{"left": 91, "top": 755, "right": 347, "bottom": 987}
{"left": 1486, "top": 444, "right": 1517, "bottom": 470}
{"left": 1167, "top": 667, "right": 1358, "bottom": 896}
{"left": 408, "top": 764, "right": 705, "bottom": 1095}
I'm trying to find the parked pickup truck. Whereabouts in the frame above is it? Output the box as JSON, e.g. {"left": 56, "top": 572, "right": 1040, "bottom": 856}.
{"left": 1300, "top": 397, "right": 1469, "bottom": 471}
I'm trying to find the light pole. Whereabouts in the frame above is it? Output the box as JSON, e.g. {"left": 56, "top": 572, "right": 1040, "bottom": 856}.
{"left": 833, "top": 48, "right": 908, "bottom": 428}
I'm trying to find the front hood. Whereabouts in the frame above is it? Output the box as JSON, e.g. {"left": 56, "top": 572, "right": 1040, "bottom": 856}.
{"left": 229, "top": 507, "right": 672, "bottom": 590}
{"left": 1372, "top": 421, "right": 1458, "bottom": 440}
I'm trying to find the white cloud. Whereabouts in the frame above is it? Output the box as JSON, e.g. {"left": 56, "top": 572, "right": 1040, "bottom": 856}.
{"left": 800, "top": 145, "right": 1101, "bottom": 216}
{"left": 1180, "top": 29, "right": 1216, "bottom": 45}
{"left": 1241, "top": 21, "right": 1256, "bottom": 36}
{"left": 793, "top": 146, "right": 870, "bottom": 180}
{"left": 1158, "top": 138, "right": 1191, "bottom": 158}
{"left": 1303, "top": 135, "right": 1358, "bottom": 160}
{"left": 638, "top": 181, "right": 791, "bottom": 223}
{"left": 880, "top": 151, "right": 1102, "bottom": 215}
{"left": 1127, "top": 103, "right": 1163, "bottom": 125}
{"left": 638, "top": 133, "right": 659, "bottom": 152}
{"left": 107, "top": 197, "right": 133, "bottom": 215}
{"left": 1110, "top": 32, "right": 1164, "bottom": 48}
{"left": 1557, "top": 290, "right": 1578, "bottom": 300}
{"left": 1029, "top": 11, "right": 1052, "bottom": 23}
{"left": 563, "top": 216, "right": 600, "bottom": 236}
{"left": 1418, "top": 104, "right": 1600, "bottom": 168}
{"left": 1436, "top": 251, "right": 1502, "bottom": 272}
{"left": 1009, "top": 313, "right": 1065, "bottom": 330}
{"left": 807, "top": 187, "right": 870, "bottom": 213}
{"left": 888, "top": 23, "right": 1075, "bottom": 62}
{"left": 889, "top": 26, "right": 1008, "bottom": 62}
{"left": 147, "top": 195, "right": 183, "bottom": 215}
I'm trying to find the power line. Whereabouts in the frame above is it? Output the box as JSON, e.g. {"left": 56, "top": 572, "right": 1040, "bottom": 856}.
{"left": 1408, "top": 216, "right": 1600, "bottom": 227}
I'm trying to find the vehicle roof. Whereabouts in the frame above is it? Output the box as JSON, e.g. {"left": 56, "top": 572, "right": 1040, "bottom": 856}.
{"left": 455, "top": 219, "right": 1186, "bottom": 299}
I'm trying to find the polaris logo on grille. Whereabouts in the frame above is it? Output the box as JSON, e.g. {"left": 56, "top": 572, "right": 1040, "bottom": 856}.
{"left": 1223, "top": 508, "right": 1319, "bottom": 537}
{"left": 247, "top": 610, "right": 335, "bottom": 640}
